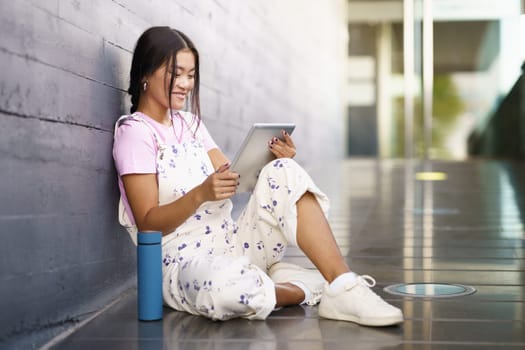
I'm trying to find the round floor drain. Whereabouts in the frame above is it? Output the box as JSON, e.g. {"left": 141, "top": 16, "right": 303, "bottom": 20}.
{"left": 384, "top": 283, "right": 476, "bottom": 298}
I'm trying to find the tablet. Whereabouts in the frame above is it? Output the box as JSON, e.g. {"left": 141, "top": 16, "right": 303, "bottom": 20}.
{"left": 231, "top": 123, "right": 295, "bottom": 193}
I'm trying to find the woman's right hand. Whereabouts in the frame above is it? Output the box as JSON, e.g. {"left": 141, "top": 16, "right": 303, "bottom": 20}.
{"left": 198, "top": 163, "right": 239, "bottom": 202}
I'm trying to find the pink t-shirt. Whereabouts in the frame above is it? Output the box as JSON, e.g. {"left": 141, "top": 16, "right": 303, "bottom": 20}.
{"left": 113, "top": 111, "right": 218, "bottom": 223}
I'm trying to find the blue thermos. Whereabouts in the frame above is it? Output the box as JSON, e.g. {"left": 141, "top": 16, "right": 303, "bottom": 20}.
{"left": 137, "top": 231, "right": 163, "bottom": 321}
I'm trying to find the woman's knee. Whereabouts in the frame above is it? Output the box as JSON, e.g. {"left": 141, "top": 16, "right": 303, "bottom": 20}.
{"left": 258, "top": 158, "right": 305, "bottom": 188}
{"left": 262, "top": 158, "right": 301, "bottom": 174}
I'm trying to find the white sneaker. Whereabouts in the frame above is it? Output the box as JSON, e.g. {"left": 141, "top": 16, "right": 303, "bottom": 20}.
{"left": 268, "top": 262, "right": 326, "bottom": 306}
{"left": 319, "top": 275, "right": 403, "bottom": 326}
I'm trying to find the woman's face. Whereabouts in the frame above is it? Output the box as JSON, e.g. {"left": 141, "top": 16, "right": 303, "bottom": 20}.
{"left": 144, "top": 49, "right": 196, "bottom": 111}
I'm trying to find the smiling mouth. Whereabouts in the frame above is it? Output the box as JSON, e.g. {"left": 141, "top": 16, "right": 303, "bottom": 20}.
{"left": 172, "top": 92, "right": 186, "bottom": 99}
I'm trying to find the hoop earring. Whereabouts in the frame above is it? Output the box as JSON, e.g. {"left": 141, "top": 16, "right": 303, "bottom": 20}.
{"left": 142, "top": 81, "right": 148, "bottom": 91}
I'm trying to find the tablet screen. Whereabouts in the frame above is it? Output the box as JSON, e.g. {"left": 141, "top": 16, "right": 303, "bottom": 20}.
{"left": 231, "top": 123, "right": 295, "bottom": 193}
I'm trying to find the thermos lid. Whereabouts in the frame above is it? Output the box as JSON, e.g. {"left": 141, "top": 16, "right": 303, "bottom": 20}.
{"left": 138, "top": 231, "right": 162, "bottom": 244}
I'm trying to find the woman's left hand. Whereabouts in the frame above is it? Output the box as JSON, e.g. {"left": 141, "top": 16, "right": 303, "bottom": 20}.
{"left": 269, "top": 129, "right": 296, "bottom": 158}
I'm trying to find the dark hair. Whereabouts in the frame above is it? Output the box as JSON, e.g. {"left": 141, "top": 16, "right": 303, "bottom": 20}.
{"left": 128, "top": 26, "right": 201, "bottom": 125}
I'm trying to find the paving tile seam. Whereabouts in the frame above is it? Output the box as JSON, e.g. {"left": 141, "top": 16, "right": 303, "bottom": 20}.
{"left": 384, "top": 297, "right": 525, "bottom": 302}
{"left": 335, "top": 268, "right": 525, "bottom": 272}
{"left": 346, "top": 256, "right": 525, "bottom": 260}
{"left": 335, "top": 241, "right": 522, "bottom": 246}
{"left": 402, "top": 317, "right": 525, "bottom": 323}
{"left": 395, "top": 341, "right": 525, "bottom": 346}
{"left": 344, "top": 254, "right": 524, "bottom": 259}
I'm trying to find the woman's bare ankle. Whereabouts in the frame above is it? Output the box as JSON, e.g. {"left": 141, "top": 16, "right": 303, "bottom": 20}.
{"left": 275, "top": 282, "right": 305, "bottom": 307}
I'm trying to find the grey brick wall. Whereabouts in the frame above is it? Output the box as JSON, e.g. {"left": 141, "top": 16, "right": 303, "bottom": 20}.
{"left": 0, "top": 0, "right": 347, "bottom": 346}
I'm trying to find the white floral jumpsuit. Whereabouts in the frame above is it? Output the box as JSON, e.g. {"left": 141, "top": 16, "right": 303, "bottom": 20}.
{"left": 115, "top": 114, "right": 330, "bottom": 321}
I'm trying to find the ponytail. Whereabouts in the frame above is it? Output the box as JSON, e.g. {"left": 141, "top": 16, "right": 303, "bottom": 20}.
{"left": 128, "top": 87, "right": 140, "bottom": 114}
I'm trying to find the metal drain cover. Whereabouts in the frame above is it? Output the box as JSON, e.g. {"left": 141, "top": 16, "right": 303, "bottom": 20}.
{"left": 384, "top": 283, "right": 476, "bottom": 298}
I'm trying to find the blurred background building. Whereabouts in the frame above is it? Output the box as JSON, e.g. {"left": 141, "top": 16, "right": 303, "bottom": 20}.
{"left": 346, "top": 0, "right": 524, "bottom": 160}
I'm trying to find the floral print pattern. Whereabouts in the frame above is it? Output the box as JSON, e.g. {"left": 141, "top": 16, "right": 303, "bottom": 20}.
{"left": 120, "top": 114, "right": 329, "bottom": 321}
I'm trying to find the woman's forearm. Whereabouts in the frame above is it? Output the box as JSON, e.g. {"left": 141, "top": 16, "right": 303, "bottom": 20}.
{"left": 140, "top": 185, "right": 205, "bottom": 235}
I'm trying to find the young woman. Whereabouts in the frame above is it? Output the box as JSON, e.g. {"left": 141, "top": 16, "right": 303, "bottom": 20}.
{"left": 113, "top": 26, "right": 403, "bottom": 326}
